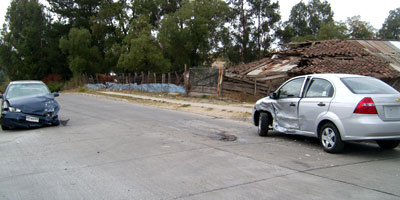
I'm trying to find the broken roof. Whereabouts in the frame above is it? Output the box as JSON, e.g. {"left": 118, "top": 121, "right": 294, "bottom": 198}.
{"left": 227, "top": 39, "right": 400, "bottom": 79}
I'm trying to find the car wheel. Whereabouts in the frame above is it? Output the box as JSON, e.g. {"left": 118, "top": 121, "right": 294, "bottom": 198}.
{"left": 320, "top": 123, "right": 344, "bottom": 153}
{"left": 376, "top": 140, "right": 399, "bottom": 150}
{"left": 258, "top": 112, "right": 269, "bottom": 137}
{"left": 1, "top": 125, "right": 10, "bottom": 130}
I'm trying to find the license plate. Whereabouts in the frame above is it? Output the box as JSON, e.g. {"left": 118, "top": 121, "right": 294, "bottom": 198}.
{"left": 384, "top": 106, "right": 400, "bottom": 118}
{"left": 26, "top": 116, "right": 39, "bottom": 123}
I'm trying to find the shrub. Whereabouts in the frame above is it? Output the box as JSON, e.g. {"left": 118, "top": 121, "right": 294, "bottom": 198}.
{"left": 46, "top": 82, "right": 64, "bottom": 92}
{"left": 0, "top": 80, "right": 10, "bottom": 93}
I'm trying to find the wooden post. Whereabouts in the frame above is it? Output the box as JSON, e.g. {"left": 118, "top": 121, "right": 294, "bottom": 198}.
{"left": 254, "top": 79, "right": 257, "bottom": 96}
{"left": 141, "top": 72, "right": 145, "bottom": 84}
{"left": 128, "top": 73, "right": 131, "bottom": 83}
{"left": 162, "top": 74, "right": 166, "bottom": 84}
{"left": 175, "top": 71, "right": 180, "bottom": 85}
{"left": 134, "top": 72, "right": 137, "bottom": 84}
{"left": 184, "top": 64, "right": 191, "bottom": 95}
{"left": 147, "top": 71, "right": 151, "bottom": 83}
{"left": 153, "top": 73, "right": 157, "bottom": 83}
{"left": 217, "top": 68, "right": 224, "bottom": 97}
{"left": 168, "top": 72, "right": 171, "bottom": 84}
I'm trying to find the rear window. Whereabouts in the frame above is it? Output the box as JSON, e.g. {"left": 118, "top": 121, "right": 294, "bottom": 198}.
{"left": 341, "top": 77, "right": 398, "bottom": 94}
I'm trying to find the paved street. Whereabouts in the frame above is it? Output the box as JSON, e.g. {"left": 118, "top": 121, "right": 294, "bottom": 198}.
{"left": 0, "top": 93, "right": 399, "bottom": 200}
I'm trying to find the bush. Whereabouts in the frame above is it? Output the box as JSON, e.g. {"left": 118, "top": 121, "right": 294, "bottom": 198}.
{"left": 0, "top": 80, "right": 10, "bottom": 93}
{"left": 46, "top": 82, "right": 64, "bottom": 92}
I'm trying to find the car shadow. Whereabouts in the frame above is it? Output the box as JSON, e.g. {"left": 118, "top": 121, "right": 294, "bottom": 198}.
{"left": 265, "top": 131, "right": 400, "bottom": 157}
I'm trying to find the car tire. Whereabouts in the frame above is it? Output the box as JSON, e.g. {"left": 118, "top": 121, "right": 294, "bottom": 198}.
{"left": 1, "top": 125, "right": 10, "bottom": 130}
{"left": 320, "top": 123, "right": 344, "bottom": 153}
{"left": 376, "top": 140, "right": 399, "bottom": 150}
{"left": 258, "top": 112, "right": 269, "bottom": 137}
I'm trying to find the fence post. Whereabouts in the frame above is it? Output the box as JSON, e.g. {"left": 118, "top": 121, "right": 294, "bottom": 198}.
{"left": 141, "top": 72, "right": 145, "bottom": 84}
{"left": 134, "top": 72, "right": 137, "bottom": 84}
{"left": 162, "top": 74, "right": 165, "bottom": 84}
{"left": 147, "top": 71, "right": 151, "bottom": 83}
{"left": 175, "top": 72, "right": 180, "bottom": 85}
{"left": 184, "top": 64, "right": 191, "bottom": 95}
{"left": 153, "top": 73, "right": 157, "bottom": 83}
{"left": 254, "top": 79, "right": 257, "bottom": 96}
{"left": 217, "top": 67, "right": 224, "bottom": 97}
{"left": 168, "top": 72, "right": 171, "bottom": 84}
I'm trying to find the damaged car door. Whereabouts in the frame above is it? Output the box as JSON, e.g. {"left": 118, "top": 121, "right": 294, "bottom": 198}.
{"left": 298, "top": 78, "right": 334, "bottom": 134}
{"left": 273, "top": 77, "right": 306, "bottom": 130}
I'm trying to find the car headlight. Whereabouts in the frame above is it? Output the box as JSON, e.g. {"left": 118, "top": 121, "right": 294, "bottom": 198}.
{"left": 2, "top": 101, "right": 21, "bottom": 112}
{"left": 44, "top": 100, "right": 56, "bottom": 113}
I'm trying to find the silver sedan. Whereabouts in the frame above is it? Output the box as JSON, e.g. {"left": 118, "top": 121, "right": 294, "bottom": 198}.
{"left": 253, "top": 74, "right": 400, "bottom": 153}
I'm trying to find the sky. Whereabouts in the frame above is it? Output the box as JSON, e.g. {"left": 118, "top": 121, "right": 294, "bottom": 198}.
{"left": 0, "top": 0, "right": 399, "bottom": 30}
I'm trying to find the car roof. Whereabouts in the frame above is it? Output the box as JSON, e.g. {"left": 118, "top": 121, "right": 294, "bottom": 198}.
{"left": 295, "top": 73, "right": 366, "bottom": 79}
{"left": 9, "top": 80, "right": 45, "bottom": 85}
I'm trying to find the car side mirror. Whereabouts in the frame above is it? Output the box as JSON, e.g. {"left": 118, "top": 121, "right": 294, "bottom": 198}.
{"left": 53, "top": 92, "right": 59, "bottom": 97}
{"left": 269, "top": 92, "right": 278, "bottom": 99}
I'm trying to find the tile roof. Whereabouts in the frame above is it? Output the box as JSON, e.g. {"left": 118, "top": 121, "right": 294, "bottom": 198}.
{"left": 228, "top": 39, "right": 400, "bottom": 79}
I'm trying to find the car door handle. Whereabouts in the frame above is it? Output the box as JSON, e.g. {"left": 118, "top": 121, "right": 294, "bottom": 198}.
{"left": 290, "top": 103, "right": 296, "bottom": 107}
{"left": 317, "top": 102, "right": 326, "bottom": 107}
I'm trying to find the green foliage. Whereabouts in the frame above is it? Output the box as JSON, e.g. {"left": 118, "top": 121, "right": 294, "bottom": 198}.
{"left": 59, "top": 28, "right": 103, "bottom": 76}
{"left": 0, "top": 80, "right": 10, "bottom": 93}
{"left": 0, "top": 0, "right": 49, "bottom": 80}
{"left": 346, "top": 16, "right": 375, "bottom": 39}
{"left": 317, "top": 22, "right": 349, "bottom": 40}
{"left": 226, "top": 0, "right": 281, "bottom": 63}
{"left": 118, "top": 16, "right": 170, "bottom": 73}
{"left": 379, "top": 8, "right": 400, "bottom": 40}
{"left": 46, "top": 82, "right": 64, "bottom": 92}
{"left": 159, "top": 0, "right": 230, "bottom": 70}
{"left": 279, "top": 0, "right": 334, "bottom": 43}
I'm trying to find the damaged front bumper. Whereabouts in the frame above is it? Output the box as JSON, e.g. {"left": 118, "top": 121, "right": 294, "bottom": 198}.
{"left": 0, "top": 111, "right": 59, "bottom": 128}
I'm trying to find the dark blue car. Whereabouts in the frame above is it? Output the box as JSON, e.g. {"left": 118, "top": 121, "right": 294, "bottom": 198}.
{"left": 0, "top": 81, "right": 60, "bottom": 130}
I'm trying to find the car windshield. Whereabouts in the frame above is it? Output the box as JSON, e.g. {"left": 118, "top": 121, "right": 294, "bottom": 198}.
{"left": 341, "top": 77, "right": 398, "bottom": 94}
{"left": 5, "top": 83, "right": 50, "bottom": 99}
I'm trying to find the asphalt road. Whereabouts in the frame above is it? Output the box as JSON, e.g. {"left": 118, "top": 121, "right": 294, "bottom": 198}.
{"left": 0, "top": 93, "right": 399, "bottom": 200}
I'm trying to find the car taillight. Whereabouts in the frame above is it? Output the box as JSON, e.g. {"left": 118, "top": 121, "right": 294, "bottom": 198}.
{"left": 354, "top": 97, "right": 377, "bottom": 114}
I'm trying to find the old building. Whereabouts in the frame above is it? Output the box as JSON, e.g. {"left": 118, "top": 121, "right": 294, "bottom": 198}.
{"left": 224, "top": 39, "right": 400, "bottom": 96}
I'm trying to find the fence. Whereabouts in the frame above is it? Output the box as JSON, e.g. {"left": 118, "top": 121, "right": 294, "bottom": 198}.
{"left": 82, "top": 68, "right": 289, "bottom": 97}
{"left": 87, "top": 72, "right": 185, "bottom": 85}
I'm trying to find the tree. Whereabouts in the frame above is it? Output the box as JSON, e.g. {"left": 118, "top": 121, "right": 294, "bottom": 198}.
{"left": 0, "top": 0, "right": 50, "bottom": 80}
{"left": 279, "top": 0, "right": 334, "bottom": 43}
{"left": 346, "top": 16, "right": 374, "bottom": 39}
{"left": 131, "top": 0, "right": 183, "bottom": 28}
{"left": 47, "top": 0, "right": 101, "bottom": 30}
{"left": 159, "top": 0, "right": 230, "bottom": 71}
{"left": 59, "top": 28, "right": 102, "bottom": 76}
{"left": 307, "top": 0, "right": 333, "bottom": 36}
{"left": 248, "top": 0, "right": 280, "bottom": 59}
{"left": 117, "top": 16, "right": 170, "bottom": 73}
{"left": 90, "top": 0, "right": 131, "bottom": 73}
{"left": 316, "top": 21, "right": 348, "bottom": 40}
{"left": 379, "top": 8, "right": 400, "bottom": 40}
